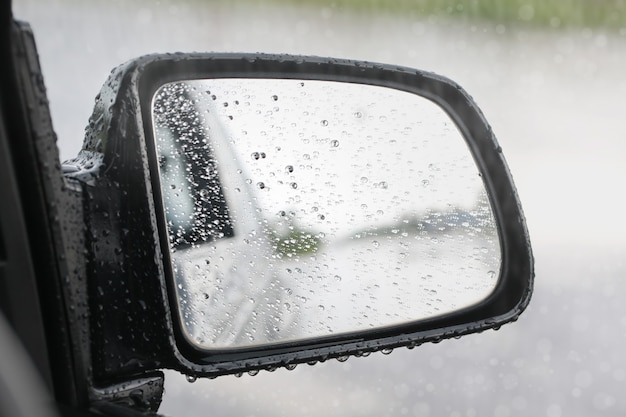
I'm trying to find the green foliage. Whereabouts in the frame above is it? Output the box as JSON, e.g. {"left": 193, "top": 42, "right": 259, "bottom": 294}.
{"left": 266, "top": 0, "right": 626, "bottom": 29}
{"left": 271, "top": 228, "right": 321, "bottom": 257}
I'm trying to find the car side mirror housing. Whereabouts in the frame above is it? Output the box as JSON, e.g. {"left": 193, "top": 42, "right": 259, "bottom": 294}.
{"left": 66, "top": 53, "right": 533, "bottom": 380}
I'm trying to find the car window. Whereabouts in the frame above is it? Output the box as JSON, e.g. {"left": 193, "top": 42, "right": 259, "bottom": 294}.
{"left": 14, "top": 0, "right": 626, "bottom": 415}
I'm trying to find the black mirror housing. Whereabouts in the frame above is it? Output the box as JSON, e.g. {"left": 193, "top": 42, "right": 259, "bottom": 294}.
{"left": 66, "top": 53, "right": 533, "bottom": 380}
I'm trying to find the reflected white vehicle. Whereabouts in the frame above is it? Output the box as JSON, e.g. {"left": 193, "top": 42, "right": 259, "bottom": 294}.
{"left": 154, "top": 83, "right": 300, "bottom": 348}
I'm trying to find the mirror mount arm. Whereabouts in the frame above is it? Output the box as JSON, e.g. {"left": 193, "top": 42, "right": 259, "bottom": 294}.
{"left": 69, "top": 59, "right": 180, "bottom": 383}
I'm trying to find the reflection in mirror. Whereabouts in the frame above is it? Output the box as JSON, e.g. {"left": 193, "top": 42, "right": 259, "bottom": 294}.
{"left": 152, "top": 79, "right": 501, "bottom": 350}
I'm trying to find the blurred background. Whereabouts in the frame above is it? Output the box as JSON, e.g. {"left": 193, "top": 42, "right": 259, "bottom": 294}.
{"left": 13, "top": 0, "right": 626, "bottom": 415}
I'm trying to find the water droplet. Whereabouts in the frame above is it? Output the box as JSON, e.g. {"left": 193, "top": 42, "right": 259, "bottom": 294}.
{"left": 186, "top": 375, "right": 197, "bottom": 383}
{"left": 320, "top": 120, "right": 329, "bottom": 126}
{"left": 272, "top": 95, "right": 278, "bottom": 101}
{"left": 251, "top": 152, "right": 260, "bottom": 160}
{"left": 336, "top": 356, "right": 349, "bottom": 362}
{"left": 285, "top": 165, "right": 294, "bottom": 173}
{"left": 372, "top": 241, "right": 380, "bottom": 248}
{"left": 290, "top": 182, "right": 298, "bottom": 189}
{"left": 330, "top": 139, "right": 339, "bottom": 147}
{"left": 169, "top": 184, "right": 176, "bottom": 190}
{"left": 488, "top": 270, "right": 497, "bottom": 280}
{"left": 199, "top": 189, "right": 209, "bottom": 198}
{"left": 381, "top": 348, "right": 394, "bottom": 355}
{"left": 286, "top": 364, "right": 298, "bottom": 371}
{"left": 257, "top": 182, "right": 265, "bottom": 189}
{"left": 248, "top": 370, "right": 259, "bottom": 376}
{"left": 318, "top": 214, "right": 326, "bottom": 220}
{"left": 354, "top": 111, "right": 362, "bottom": 118}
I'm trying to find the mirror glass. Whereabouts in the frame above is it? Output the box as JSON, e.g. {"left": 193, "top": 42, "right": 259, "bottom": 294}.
{"left": 152, "top": 79, "right": 501, "bottom": 350}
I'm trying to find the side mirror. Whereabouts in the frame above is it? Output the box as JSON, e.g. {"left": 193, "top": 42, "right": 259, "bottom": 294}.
{"left": 66, "top": 54, "right": 533, "bottom": 380}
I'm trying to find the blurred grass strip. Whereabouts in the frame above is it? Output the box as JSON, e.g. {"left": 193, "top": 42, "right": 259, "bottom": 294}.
{"left": 269, "top": 0, "right": 626, "bottom": 29}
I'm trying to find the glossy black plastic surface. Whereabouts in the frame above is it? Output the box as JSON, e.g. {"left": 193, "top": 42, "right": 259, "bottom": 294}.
{"left": 83, "top": 53, "right": 534, "bottom": 378}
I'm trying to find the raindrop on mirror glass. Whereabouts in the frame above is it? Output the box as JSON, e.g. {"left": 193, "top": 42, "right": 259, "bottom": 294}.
{"left": 330, "top": 139, "right": 339, "bottom": 147}
{"left": 320, "top": 120, "right": 329, "bottom": 127}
